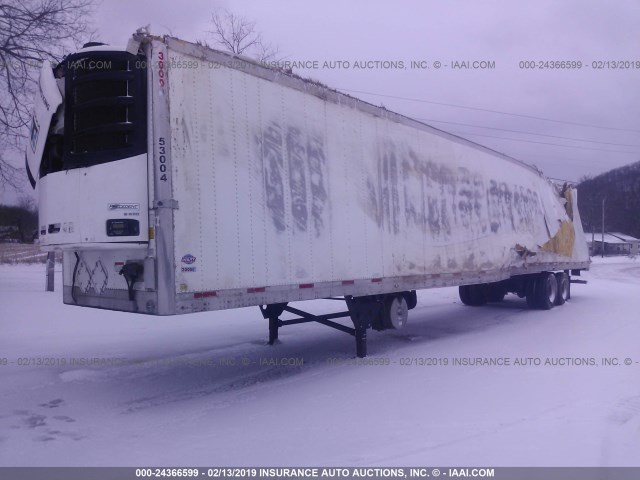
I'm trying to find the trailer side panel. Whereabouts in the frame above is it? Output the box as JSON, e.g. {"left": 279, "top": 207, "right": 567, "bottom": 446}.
{"left": 165, "top": 44, "right": 589, "bottom": 312}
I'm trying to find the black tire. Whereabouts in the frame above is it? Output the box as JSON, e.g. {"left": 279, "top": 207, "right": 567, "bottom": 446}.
{"left": 487, "top": 284, "right": 506, "bottom": 303}
{"left": 459, "top": 285, "right": 472, "bottom": 305}
{"left": 526, "top": 277, "right": 539, "bottom": 309}
{"left": 536, "top": 272, "right": 557, "bottom": 310}
{"left": 459, "top": 284, "right": 487, "bottom": 306}
{"left": 555, "top": 272, "right": 570, "bottom": 305}
{"left": 471, "top": 285, "right": 488, "bottom": 306}
{"left": 403, "top": 290, "right": 418, "bottom": 310}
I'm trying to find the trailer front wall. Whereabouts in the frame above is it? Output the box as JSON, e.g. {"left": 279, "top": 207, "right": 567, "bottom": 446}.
{"left": 166, "top": 47, "right": 585, "bottom": 299}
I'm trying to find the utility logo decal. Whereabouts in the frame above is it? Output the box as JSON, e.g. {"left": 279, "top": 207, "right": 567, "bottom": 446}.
{"left": 181, "top": 254, "right": 196, "bottom": 265}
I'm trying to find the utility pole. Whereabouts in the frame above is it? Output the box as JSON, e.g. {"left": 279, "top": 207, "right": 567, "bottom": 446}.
{"left": 601, "top": 197, "right": 606, "bottom": 258}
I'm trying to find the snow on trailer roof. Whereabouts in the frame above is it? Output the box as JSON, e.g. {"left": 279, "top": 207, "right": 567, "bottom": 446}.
{"left": 159, "top": 35, "right": 550, "bottom": 181}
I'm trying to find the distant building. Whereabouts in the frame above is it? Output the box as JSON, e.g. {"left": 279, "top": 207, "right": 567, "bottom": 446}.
{"left": 585, "top": 232, "right": 640, "bottom": 256}
{"left": 609, "top": 232, "right": 640, "bottom": 255}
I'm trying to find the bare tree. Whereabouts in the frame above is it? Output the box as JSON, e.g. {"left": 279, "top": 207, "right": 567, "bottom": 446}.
{"left": 18, "top": 192, "right": 36, "bottom": 213}
{"left": 208, "top": 9, "right": 279, "bottom": 62}
{"left": 0, "top": 0, "right": 97, "bottom": 190}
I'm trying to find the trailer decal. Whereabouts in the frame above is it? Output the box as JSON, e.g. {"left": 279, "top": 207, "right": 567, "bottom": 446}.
{"left": 75, "top": 258, "right": 109, "bottom": 295}
{"left": 157, "top": 137, "right": 168, "bottom": 182}
{"left": 366, "top": 140, "right": 547, "bottom": 244}
{"left": 259, "top": 122, "right": 286, "bottom": 232}
{"left": 181, "top": 254, "right": 196, "bottom": 264}
{"left": 157, "top": 51, "right": 165, "bottom": 88}
{"left": 307, "top": 135, "right": 328, "bottom": 237}
{"left": 257, "top": 121, "right": 328, "bottom": 237}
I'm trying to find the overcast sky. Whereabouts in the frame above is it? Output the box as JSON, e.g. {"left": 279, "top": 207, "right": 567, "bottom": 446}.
{"left": 4, "top": 0, "right": 640, "bottom": 204}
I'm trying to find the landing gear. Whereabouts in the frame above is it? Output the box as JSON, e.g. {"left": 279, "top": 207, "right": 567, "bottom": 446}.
{"left": 260, "top": 291, "right": 417, "bottom": 358}
{"left": 259, "top": 303, "right": 287, "bottom": 344}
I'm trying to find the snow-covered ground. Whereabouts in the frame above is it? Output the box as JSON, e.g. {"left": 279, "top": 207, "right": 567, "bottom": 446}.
{"left": 0, "top": 257, "right": 639, "bottom": 467}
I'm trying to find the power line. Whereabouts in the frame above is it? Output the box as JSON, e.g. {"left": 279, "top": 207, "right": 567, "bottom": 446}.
{"left": 449, "top": 131, "right": 640, "bottom": 155}
{"left": 522, "top": 155, "right": 594, "bottom": 165}
{"left": 419, "top": 118, "right": 640, "bottom": 149}
{"left": 338, "top": 87, "right": 640, "bottom": 134}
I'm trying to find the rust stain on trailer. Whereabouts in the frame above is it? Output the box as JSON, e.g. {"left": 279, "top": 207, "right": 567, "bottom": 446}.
{"left": 256, "top": 121, "right": 328, "bottom": 237}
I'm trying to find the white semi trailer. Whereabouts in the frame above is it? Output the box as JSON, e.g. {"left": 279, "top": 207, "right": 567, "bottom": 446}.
{"left": 26, "top": 33, "right": 590, "bottom": 356}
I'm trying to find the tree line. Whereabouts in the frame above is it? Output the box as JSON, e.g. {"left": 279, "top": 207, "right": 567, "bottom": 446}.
{"left": 577, "top": 161, "right": 640, "bottom": 238}
{"left": 0, "top": 202, "right": 38, "bottom": 243}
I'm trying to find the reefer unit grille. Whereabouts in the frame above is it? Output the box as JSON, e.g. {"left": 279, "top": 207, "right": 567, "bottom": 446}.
{"left": 63, "top": 51, "right": 147, "bottom": 169}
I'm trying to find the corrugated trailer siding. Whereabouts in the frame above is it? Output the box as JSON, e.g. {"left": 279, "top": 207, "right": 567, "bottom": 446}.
{"left": 167, "top": 47, "right": 578, "bottom": 295}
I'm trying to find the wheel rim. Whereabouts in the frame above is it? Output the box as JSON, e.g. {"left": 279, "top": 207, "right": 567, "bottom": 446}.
{"left": 388, "top": 296, "right": 409, "bottom": 329}
{"left": 560, "top": 277, "right": 569, "bottom": 300}
{"left": 546, "top": 276, "right": 557, "bottom": 304}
